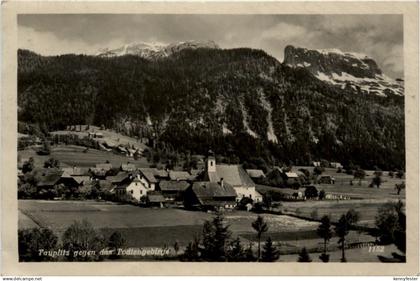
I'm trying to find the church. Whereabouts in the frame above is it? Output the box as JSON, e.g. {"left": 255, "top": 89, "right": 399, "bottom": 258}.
{"left": 202, "top": 155, "right": 263, "bottom": 203}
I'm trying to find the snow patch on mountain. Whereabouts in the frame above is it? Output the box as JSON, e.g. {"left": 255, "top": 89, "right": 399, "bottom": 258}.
{"left": 284, "top": 45, "right": 404, "bottom": 97}
{"left": 97, "top": 40, "right": 219, "bottom": 59}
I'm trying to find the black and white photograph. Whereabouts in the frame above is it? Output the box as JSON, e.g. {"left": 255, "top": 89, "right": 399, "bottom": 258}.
{"left": 11, "top": 11, "right": 411, "bottom": 266}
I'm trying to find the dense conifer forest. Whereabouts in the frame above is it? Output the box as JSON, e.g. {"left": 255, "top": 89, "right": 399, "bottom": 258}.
{"left": 18, "top": 48, "right": 405, "bottom": 170}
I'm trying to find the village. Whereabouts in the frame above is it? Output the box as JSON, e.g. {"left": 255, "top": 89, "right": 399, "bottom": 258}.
{"left": 17, "top": 130, "right": 355, "bottom": 210}
{"left": 17, "top": 125, "right": 406, "bottom": 262}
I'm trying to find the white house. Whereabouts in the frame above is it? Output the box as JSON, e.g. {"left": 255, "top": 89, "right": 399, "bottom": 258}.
{"left": 114, "top": 174, "right": 155, "bottom": 202}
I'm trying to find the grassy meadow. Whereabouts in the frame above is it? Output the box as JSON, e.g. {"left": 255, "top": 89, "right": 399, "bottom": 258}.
{"left": 18, "top": 145, "right": 150, "bottom": 168}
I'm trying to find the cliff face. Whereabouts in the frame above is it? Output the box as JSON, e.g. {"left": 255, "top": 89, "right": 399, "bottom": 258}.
{"left": 284, "top": 45, "right": 403, "bottom": 97}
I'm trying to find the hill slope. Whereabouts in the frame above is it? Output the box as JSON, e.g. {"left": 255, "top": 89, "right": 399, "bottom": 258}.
{"left": 17, "top": 47, "right": 405, "bottom": 170}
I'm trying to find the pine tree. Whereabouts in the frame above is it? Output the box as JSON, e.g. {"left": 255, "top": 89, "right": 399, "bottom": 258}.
{"left": 317, "top": 215, "right": 332, "bottom": 262}
{"left": 261, "top": 237, "right": 279, "bottom": 262}
{"left": 252, "top": 215, "right": 268, "bottom": 261}
{"left": 183, "top": 237, "right": 200, "bottom": 261}
{"left": 297, "top": 247, "right": 312, "bottom": 262}
{"left": 335, "top": 214, "right": 350, "bottom": 262}
{"left": 201, "top": 211, "right": 231, "bottom": 261}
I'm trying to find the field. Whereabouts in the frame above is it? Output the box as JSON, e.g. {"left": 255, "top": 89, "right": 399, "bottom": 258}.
{"left": 18, "top": 200, "right": 399, "bottom": 261}
{"left": 51, "top": 128, "right": 148, "bottom": 151}
{"left": 18, "top": 145, "right": 150, "bottom": 168}
{"left": 19, "top": 200, "right": 322, "bottom": 248}
{"left": 257, "top": 165, "right": 406, "bottom": 227}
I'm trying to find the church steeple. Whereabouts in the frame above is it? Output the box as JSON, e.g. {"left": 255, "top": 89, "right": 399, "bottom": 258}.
{"left": 206, "top": 149, "right": 216, "bottom": 173}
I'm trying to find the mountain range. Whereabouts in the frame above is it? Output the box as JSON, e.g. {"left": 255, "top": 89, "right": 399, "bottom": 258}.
{"left": 96, "top": 40, "right": 219, "bottom": 59}
{"left": 17, "top": 41, "right": 405, "bottom": 170}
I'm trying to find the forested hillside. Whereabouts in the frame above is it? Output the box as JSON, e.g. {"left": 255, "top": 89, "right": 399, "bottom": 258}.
{"left": 18, "top": 48, "right": 405, "bottom": 170}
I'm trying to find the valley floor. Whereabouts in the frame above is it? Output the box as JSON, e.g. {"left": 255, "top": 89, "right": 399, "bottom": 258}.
{"left": 18, "top": 199, "right": 402, "bottom": 262}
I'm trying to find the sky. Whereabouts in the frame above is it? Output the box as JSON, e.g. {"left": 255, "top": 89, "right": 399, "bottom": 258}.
{"left": 18, "top": 14, "right": 403, "bottom": 78}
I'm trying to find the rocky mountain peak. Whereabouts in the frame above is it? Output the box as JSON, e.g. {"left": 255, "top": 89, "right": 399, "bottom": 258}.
{"left": 284, "top": 45, "right": 403, "bottom": 97}
{"left": 96, "top": 40, "right": 219, "bottom": 59}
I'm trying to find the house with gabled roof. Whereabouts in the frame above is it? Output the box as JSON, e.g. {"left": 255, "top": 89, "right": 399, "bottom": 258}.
{"left": 154, "top": 169, "right": 169, "bottom": 180}
{"left": 37, "top": 169, "right": 79, "bottom": 189}
{"left": 145, "top": 191, "right": 165, "bottom": 208}
{"left": 37, "top": 171, "right": 63, "bottom": 189}
{"left": 114, "top": 174, "right": 153, "bottom": 202}
{"left": 169, "top": 170, "right": 190, "bottom": 181}
{"left": 184, "top": 181, "right": 237, "bottom": 210}
{"left": 246, "top": 169, "right": 266, "bottom": 181}
{"left": 138, "top": 168, "right": 158, "bottom": 190}
{"left": 158, "top": 180, "right": 190, "bottom": 202}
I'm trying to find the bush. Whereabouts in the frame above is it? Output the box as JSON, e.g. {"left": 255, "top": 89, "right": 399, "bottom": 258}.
{"left": 318, "top": 190, "right": 326, "bottom": 200}
{"left": 108, "top": 231, "right": 126, "bottom": 259}
{"left": 396, "top": 170, "right": 404, "bottom": 179}
{"left": 305, "top": 186, "right": 318, "bottom": 199}
{"left": 313, "top": 166, "right": 324, "bottom": 176}
{"left": 237, "top": 197, "right": 254, "bottom": 210}
{"left": 62, "top": 220, "right": 105, "bottom": 261}
{"left": 18, "top": 228, "right": 58, "bottom": 261}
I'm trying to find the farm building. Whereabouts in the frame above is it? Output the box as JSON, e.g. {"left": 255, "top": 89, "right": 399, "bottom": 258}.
{"left": 59, "top": 171, "right": 82, "bottom": 188}
{"left": 184, "top": 181, "right": 237, "bottom": 210}
{"left": 71, "top": 176, "right": 92, "bottom": 186}
{"left": 312, "top": 161, "right": 321, "bottom": 167}
{"left": 61, "top": 166, "right": 90, "bottom": 176}
{"left": 37, "top": 169, "right": 79, "bottom": 189}
{"left": 108, "top": 171, "right": 131, "bottom": 185}
{"left": 265, "top": 167, "right": 303, "bottom": 188}
{"left": 120, "top": 163, "right": 137, "bottom": 172}
{"left": 89, "top": 168, "right": 108, "bottom": 179}
{"left": 169, "top": 170, "right": 190, "bottom": 181}
{"left": 67, "top": 124, "right": 91, "bottom": 131}
{"left": 36, "top": 171, "right": 62, "bottom": 189}
{"left": 284, "top": 172, "right": 302, "bottom": 186}
{"left": 330, "top": 162, "right": 343, "bottom": 169}
{"left": 145, "top": 192, "right": 165, "bottom": 207}
{"left": 201, "top": 157, "right": 262, "bottom": 203}
{"left": 158, "top": 180, "right": 190, "bottom": 202}
{"left": 154, "top": 169, "right": 169, "bottom": 180}
{"left": 246, "top": 169, "right": 266, "bottom": 180}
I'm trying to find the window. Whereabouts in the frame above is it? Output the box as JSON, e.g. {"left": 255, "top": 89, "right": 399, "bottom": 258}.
{"left": 210, "top": 161, "right": 213, "bottom": 166}
{"left": 130, "top": 190, "right": 133, "bottom": 194}
{"left": 140, "top": 190, "right": 143, "bottom": 194}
